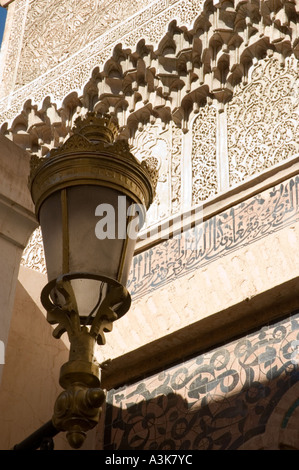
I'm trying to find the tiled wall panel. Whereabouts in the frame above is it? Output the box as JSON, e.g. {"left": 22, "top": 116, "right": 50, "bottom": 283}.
{"left": 103, "top": 310, "right": 299, "bottom": 450}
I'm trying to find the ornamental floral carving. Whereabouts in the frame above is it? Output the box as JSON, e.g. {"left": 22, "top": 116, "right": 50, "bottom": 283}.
{"left": 8, "top": 0, "right": 156, "bottom": 90}
{"left": 227, "top": 55, "right": 299, "bottom": 186}
{"left": 21, "top": 227, "right": 46, "bottom": 274}
{"left": 1, "top": 0, "right": 299, "bottom": 145}
{"left": 0, "top": 0, "right": 204, "bottom": 105}
{"left": 192, "top": 106, "right": 218, "bottom": 205}
{"left": 131, "top": 122, "right": 182, "bottom": 229}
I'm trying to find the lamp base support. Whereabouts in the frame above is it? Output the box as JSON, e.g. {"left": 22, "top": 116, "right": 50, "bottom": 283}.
{"left": 52, "top": 327, "right": 105, "bottom": 449}
{"left": 42, "top": 275, "right": 131, "bottom": 449}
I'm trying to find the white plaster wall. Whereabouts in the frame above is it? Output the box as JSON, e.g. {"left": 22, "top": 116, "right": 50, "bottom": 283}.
{"left": 0, "top": 134, "right": 37, "bottom": 383}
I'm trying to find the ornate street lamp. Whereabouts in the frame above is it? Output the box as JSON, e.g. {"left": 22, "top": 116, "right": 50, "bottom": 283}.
{"left": 29, "top": 113, "right": 156, "bottom": 449}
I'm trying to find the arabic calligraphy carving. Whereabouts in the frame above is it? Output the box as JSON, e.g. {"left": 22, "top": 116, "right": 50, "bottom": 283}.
{"left": 127, "top": 176, "right": 299, "bottom": 299}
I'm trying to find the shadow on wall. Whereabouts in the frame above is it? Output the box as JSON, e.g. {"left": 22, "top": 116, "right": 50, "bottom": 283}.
{"left": 0, "top": 271, "right": 70, "bottom": 450}
{"left": 102, "top": 311, "right": 299, "bottom": 450}
{"left": 103, "top": 379, "right": 299, "bottom": 451}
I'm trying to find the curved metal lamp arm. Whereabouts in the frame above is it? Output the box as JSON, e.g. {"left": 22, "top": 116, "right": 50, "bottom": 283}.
{"left": 90, "top": 285, "right": 129, "bottom": 345}
{"left": 41, "top": 273, "right": 131, "bottom": 345}
{"left": 46, "top": 278, "right": 80, "bottom": 339}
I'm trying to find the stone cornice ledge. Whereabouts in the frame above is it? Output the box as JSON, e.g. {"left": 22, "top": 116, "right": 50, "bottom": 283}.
{"left": 136, "top": 153, "right": 299, "bottom": 254}
{"left": 0, "top": 133, "right": 38, "bottom": 249}
{"left": 101, "top": 277, "right": 299, "bottom": 390}
{"left": 0, "top": 193, "right": 37, "bottom": 249}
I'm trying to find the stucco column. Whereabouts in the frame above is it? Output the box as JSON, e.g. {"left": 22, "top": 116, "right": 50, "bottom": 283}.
{"left": 0, "top": 134, "right": 37, "bottom": 383}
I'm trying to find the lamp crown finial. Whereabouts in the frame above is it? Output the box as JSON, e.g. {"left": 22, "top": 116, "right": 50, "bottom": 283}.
{"left": 73, "top": 112, "right": 119, "bottom": 144}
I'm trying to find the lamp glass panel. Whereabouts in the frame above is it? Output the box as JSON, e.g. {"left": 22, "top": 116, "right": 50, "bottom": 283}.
{"left": 118, "top": 202, "right": 145, "bottom": 286}
{"left": 67, "top": 185, "right": 132, "bottom": 278}
{"left": 68, "top": 185, "right": 137, "bottom": 317}
{"left": 69, "top": 278, "right": 108, "bottom": 319}
{"left": 39, "top": 184, "right": 142, "bottom": 318}
{"left": 39, "top": 190, "right": 63, "bottom": 281}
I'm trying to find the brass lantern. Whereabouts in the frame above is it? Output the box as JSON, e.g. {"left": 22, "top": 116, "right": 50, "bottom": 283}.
{"left": 29, "top": 113, "right": 156, "bottom": 449}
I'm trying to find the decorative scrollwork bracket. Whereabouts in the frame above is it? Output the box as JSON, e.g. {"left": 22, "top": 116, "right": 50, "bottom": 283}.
{"left": 41, "top": 274, "right": 131, "bottom": 449}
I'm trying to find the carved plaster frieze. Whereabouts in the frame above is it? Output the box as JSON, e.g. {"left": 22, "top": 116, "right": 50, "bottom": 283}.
{"left": 0, "top": 0, "right": 298, "bottom": 154}
{"left": 192, "top": 105, "right": 218, "bottom": 204}
{"left": 21, "top": 226, "right": 46, "bottom": 274}
{"left": 0, "top": 0, "right": 204, "bottom": 123}
{"left": 227, "top": 53, "right": 299, "bottom": 185}
{"left": 6, "top": 0, "right": 299, "bottom": 274}
{"left": 13, "top": 0, "right": 157, "bottom": 91}
{"left": 131, "top": 121, "right": 183, "bottom": 226}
